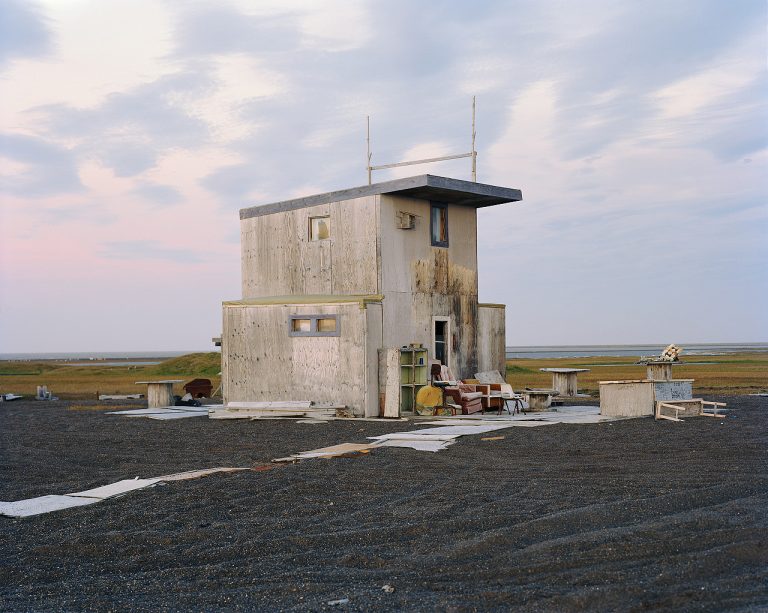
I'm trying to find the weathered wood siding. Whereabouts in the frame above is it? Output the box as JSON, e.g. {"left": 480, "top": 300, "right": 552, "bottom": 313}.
{"left": 378, "top": 195, "right": 479, "bottom": 379}
{"left": 146, "top": 383, "right": 175, "bottom": 409}
{"left": 240, "top": 196, "right": 379, "bottom": 298}
{"left": 222, "top": 302, "right": 371, "bottom": 415}
{"left": 599, "top": 381, "right": 655, "bottom": 417}
{"left": 646, "top": 363, "right": 674, "bottom": 381}
{"left": 477, "top": 305, "right": 506, "bottom": 375}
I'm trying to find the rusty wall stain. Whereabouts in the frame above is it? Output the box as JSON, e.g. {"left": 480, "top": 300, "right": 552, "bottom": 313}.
{"left": 411, "top": 250, "right": 479, "bottom": 378}
{"left": 412, "top": 250, "right": 477, "bottom": 296}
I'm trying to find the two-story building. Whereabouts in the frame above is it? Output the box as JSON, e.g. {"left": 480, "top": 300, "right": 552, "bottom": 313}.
{"left": 221, "top": 174, "right": 522, "bottom": 417}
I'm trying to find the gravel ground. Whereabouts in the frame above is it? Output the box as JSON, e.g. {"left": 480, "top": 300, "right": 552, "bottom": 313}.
{"left": 1, "top": 396, "right": 767, "bottom": 612}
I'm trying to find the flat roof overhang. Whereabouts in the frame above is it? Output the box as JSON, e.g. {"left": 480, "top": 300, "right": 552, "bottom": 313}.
{"left": 240, "top": 174, "right": 522, "bottom": 220}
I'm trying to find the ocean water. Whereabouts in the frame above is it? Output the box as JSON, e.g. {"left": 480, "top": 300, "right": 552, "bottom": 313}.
{"left": 505, "top": 343, "right": 768, "bottom": 359}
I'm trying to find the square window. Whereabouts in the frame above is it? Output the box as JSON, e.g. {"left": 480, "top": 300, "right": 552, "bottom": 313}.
{"left": 289, "top": 315, "right": 340, "bottom": 337}
{"left": 430, "top": 203, "right": 448, "bottom": 247}
{"left": 316, "top": 318, "right": 337, "bottom": 333}
{"left": 309, "top": 216, "right": 331, "bottom": 241}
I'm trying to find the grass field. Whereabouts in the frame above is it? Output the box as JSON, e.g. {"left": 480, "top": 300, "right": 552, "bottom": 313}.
{"left": 505, "top": 352, "right": 768, "bottom": 396}
{"left": 1, "top": 351, "right": 766, "bottom": 400}
{"left": 0, "top": 353, "right": 222, "bottom": 400}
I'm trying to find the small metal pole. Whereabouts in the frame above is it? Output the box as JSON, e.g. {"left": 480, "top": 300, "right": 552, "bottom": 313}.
{"left": 366, "top": 115, "right": 372, "bottom": 185}
{"left": 471, "top": 96, "right": 477, "bottom": 182}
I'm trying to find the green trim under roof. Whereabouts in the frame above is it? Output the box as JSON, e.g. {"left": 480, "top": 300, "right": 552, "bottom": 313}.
{"left": 240, "top": 174, "right": 523, "bottom": 220}
{"left": 224, "top": 294, "right": 384, "bottom": 307}
{"left": 478, "top": 303, "right": 506, "bottom": 309}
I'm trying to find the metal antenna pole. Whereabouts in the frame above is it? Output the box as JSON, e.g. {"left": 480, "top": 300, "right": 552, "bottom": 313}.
{"left": 471, "top": 96, "right": 477, "bottom": 182}
{"left": 365, "top": 96, "right": 479, "bottom": 183}
{"left": 366, "top": 115, "right": 372, "bottom": 185}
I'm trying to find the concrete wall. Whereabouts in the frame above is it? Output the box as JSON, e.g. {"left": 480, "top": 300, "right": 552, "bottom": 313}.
{"left": 378, "top": 195, "right": 479, "bottom": 378}
{"left": 223, "top": 301, "right": 377, "bottom": 416}
{"left": 240, "top": 196, "right": 379, "bottom": 298}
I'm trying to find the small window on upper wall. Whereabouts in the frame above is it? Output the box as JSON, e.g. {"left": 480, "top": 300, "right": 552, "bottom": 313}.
{"left": 309, "top": 216, "right": 331, "bottom": 241}
{"left": 289, "top": 315, "right": 340, "bottom": 337}
{"left": 292, "top": 318, "right": 312, "bottom": 333}
{"left": 430, "top": 203, "right": 448, "bottom": 247}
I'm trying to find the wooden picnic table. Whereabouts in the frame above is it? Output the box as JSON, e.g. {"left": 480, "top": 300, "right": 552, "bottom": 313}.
{"left": 135, "top": 380, "right": 183, "bottom": 408}
{"left": 539, "top": 368, "right": 590, "bottom": 397}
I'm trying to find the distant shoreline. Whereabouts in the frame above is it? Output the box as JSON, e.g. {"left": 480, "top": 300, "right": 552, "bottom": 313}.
{"left": 1, "top": 343, "right": 766, "bottom": 362}
{"left": 0, "top": 351, "right": 209, "bottom": 362}
{"left": 505, "top": 343, "right": 768, "bottom": 359}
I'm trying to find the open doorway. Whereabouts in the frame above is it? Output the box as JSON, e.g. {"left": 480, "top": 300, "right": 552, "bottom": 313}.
{"left": 433, "top": 317, "right": 450, "bottom": 368}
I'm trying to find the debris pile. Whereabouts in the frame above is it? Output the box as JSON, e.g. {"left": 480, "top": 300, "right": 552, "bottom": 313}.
{"left": 640, "top": 343, "right": 682, "bottom": 363}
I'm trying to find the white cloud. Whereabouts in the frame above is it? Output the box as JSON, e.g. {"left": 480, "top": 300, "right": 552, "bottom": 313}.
{"left": 1, "top": 0, "right": 177, "bottom": 130}
{"left": 173, "top": 54, "right": 288, "bottom": 142}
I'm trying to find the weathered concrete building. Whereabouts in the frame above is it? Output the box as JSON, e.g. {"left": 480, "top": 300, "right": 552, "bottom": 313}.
{"left": 222, "top": 174, "right": 522, "bottom": 417}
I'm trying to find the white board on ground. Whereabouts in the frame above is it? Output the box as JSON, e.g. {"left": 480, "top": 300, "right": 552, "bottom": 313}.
{"left": 226, "top": 401, "right": 312, "bottom": 409}
{"left": 0, "top": 495, "right": 99, "bottom": 518}
{"left": 108, "top": 408, "right": 173, "bottom": 415}
{"left": 421, "top": 420, "right": 555, "bottom": 428}
{"left": 375, "top": 439, "right": 455, "bottom": 452}
{"left": 147, "top": 412, "right": 207, "bottom": 420}
{"left": 291, "top": 443, "right": 378, "bottom": 459}
{"left": 405, "top": 424, "right": 518, "bottom": 436}
{"left": 68, "top": 478, "right": 162, "bottom": 500}
{"left": 157, "top": 468, "right": 249, "bottom": 481}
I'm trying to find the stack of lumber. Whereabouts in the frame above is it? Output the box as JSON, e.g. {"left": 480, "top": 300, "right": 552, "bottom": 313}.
{"left": 208, "top": 401, "right": 342, "bottom": 420}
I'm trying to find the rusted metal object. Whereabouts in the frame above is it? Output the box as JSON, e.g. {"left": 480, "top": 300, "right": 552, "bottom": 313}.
{"left": 183, "top": 378, "right": 213, "bottom": 398}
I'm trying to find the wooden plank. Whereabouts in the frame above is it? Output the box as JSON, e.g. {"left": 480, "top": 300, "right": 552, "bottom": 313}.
{"left": 381, "top": 348, "right": 401, "bottom": 418}
{"left": 227, "top": 401, "right": 312, "bottom": 409}
{"left": 477, "top": 305, "right": 506, "bottom": 375}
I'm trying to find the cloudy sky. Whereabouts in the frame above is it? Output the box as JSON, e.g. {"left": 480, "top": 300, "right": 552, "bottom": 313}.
{"left": 0, "top": 0, "right": 766, "bottom": 353}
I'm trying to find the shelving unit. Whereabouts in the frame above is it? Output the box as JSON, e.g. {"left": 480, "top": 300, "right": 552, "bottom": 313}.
{"left": 399, "top": 347, "right": 428, "bottom": 414}
{"left": 379, "top": 346, "right": 429, "bottom": 417}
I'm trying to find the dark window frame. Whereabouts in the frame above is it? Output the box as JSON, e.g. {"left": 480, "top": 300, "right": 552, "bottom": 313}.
{"left": 289, "top": 315, "right": 340, "bottom": 337}
{"left": 430, "top": 202, "right": 449, "bottom": 248}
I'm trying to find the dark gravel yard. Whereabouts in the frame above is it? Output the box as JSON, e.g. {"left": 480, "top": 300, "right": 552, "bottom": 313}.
{"left": 1, "top": 396, "right": 766, "bottom": 612}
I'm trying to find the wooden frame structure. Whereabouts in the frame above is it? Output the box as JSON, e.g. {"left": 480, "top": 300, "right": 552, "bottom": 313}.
{"left": 655, "top": 400, "right": 727, "bottom": 422}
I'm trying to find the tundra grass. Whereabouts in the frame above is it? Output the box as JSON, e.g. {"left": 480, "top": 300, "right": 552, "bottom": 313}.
{"left": 1, "top": 351, "right": 765, "bottom": 400}
{"left": 0, "top": 353, "right": 221, "bottom": 400}
{"left": 505, "top": 352, "right": 768, "bottom": 396}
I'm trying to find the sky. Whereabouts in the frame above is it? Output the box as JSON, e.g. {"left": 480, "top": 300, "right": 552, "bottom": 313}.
{"left": 0, "top": 0, "right": 766, "bottom": 352}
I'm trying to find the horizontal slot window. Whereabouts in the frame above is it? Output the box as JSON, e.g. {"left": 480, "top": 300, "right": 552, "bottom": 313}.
{"left": 289, "top": 315, "right": 340, "bottom": 337}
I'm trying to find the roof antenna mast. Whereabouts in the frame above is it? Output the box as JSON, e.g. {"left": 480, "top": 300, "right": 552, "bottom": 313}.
{"left": 367, "top": 96, "right": 478, "bottom": 185}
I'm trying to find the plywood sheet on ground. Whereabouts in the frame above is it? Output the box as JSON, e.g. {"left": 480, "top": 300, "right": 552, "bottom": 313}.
{"left": 68, "top": 478, "right": 162, "bottom": 500}
{"left": 157, "top": 468, "right": 250, "bottom": 481}
{"left": 0, "top": 495, "right": 99, "bottom": 518}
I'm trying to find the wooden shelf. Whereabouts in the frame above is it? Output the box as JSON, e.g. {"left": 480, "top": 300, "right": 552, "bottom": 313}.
{"left": 399, "top": 348, "right": 428, "bottom": 413}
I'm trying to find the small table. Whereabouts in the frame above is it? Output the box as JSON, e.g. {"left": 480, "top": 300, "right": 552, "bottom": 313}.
{"left": 642, "top": 361, "right": 678, "bottom": 381}
{"left": 135, "top": 380, "right": 183, "bottom": 408}
{"left": 539, "top": 368, "right": 590, "bottom": 397}
{"left": 523, "top": 389, "right": 559, "bottom": 412}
